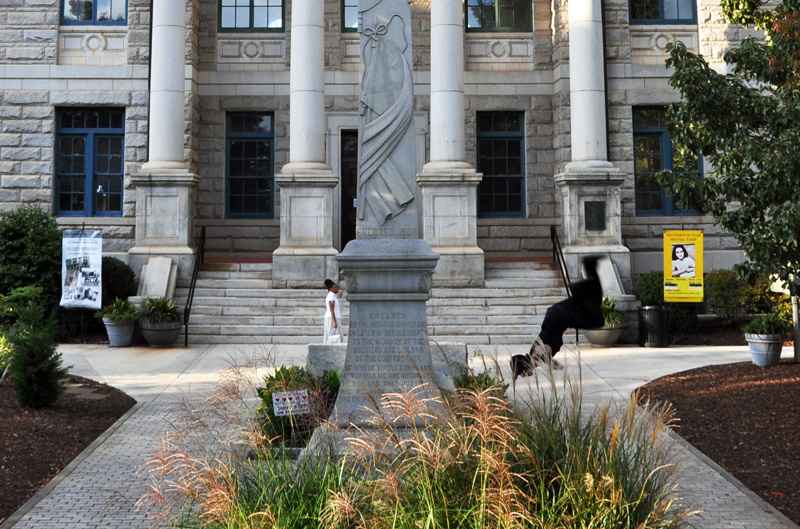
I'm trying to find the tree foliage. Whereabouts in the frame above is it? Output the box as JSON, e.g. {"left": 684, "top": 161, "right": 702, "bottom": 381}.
{"left": 0, "top": 205, "right": 62, "bottom": 304}
{"left": 658, "top": 0, "right": 800, "bottom": 294}
{"left": 6, "top": 289, "right": 67, "bottom": 408}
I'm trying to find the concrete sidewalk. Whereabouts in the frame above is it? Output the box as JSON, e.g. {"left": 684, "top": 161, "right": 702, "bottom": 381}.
{"left": 2, "top": 342, "right": 798, "bottom": 529}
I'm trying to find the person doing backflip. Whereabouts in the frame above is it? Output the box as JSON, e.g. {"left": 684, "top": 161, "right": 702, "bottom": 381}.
{"left": 511, "top": 256, "right": 605, "bottom": 379}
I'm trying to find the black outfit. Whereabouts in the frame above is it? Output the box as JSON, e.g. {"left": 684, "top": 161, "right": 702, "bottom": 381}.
{"left": 512, "top": 256, "right": 604, "bottom": 377}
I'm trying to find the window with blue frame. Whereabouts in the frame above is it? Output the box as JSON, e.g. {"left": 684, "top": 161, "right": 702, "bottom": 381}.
{"left": 466, "top": 0, "right": 532, "bottom": 31}
{"left": 226, "top": 113, "right": 274, "bottom": 218}
{"left": 220, "top": 0, "right": 284, "bottom": 31}
{"left": 56, "top": 108, "right": 125, "bottom": 217}
{"left": 342, "top": 0, "right": 358, "bottom": 32}
{"left": 61, "top": 0, "right": 127, "bottom": 24}
{"left": 630, "top": 0, "right": 695, "bottom": 24}
{"left": 477, "top": 111, "right": 525, "bottom": 217}
{"left": 633, "top": 107, "right": 701, "bottom": 216}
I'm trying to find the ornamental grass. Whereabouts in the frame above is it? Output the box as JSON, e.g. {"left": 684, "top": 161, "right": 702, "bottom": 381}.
{"left": 138, "top": 348, "right": 690, "bottom": 529}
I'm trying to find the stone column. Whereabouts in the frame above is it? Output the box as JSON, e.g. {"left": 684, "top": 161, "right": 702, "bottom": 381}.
{"left": 555, "top": 0, "right": 632, "bottom": 295}
{"left": 272, "top": 0, "right": 339, "bottom": 287}
{"left": 129, "top": 0, "right": 198, "bottom": 282}
{"left": 416, "top": 0, "right": 484, "bottom": 287}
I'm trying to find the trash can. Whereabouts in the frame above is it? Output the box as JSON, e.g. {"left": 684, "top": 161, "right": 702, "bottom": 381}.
{"left": 638, "top": 306, "right": 669, "bottom": 347}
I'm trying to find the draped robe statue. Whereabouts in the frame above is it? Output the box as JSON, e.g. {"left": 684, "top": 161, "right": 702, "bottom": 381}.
{"left": 357, "top": 9, "right": 416, "bottom": 227}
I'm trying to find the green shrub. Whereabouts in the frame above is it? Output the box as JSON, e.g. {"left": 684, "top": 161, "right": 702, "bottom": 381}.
{"left": 0, "top": 332, "right": 10, "bottom": 379}
{"left": 140, "top": 297, "right": 182, "bottom": 324}
{"left": 96, "top": 298, "right": 140, "bottom": 323}
{"left": 742, "top": 313, "right": 791, "bottom": 336}
{"left": 0, "top": 205, "right": 61, "bottom": 305}
{"left": 601, "top": 296, "right": 625, "bottom": 327}
{"left": 705, "top": 269, "right": 748, "bottom": 324}
{"left": 101, "top": 257, "right": 137, "bottom": 308}
{"left": 668, "top": 302, "right": 699, "bottom": 338}
{"left": 7, "top": 293, "right": 68, "bottom": 408}
{"left": 634, "top": 271, "right": 665, "bottom": 306}
{"left": 256, "top": 366, "right": 340, "bottom": 447}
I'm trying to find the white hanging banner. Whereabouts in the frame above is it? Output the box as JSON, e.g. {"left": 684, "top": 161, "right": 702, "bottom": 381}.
{"left": 60, "top": 229, "right": 103, "bottom": 309}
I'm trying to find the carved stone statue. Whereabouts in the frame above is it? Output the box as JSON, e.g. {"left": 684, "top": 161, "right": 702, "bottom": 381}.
{"left": 356, "top": 0, "right": 419, "bottom": 238}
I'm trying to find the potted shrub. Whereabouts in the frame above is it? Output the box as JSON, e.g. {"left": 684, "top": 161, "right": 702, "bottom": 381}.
{"left": 139, "top": 297, "right": 182, "bottom": 348}
{"left": 97, "top": 297, "right": 140, "bottom": 347}
{"left": 742, "top": 313, "right": 790, "bottom": 367}
{"left": 633, "top": 271, "right": 669, "bottom": 347}
{"left": 584, "top": 296, "right": 625, "bottom": 347}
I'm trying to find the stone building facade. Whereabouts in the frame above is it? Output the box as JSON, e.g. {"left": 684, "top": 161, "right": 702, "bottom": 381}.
{"left": 0, "top": 0, "right": 745, "bottom": 288}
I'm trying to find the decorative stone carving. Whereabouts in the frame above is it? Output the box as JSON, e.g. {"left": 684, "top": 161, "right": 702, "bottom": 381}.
{"left": 630, "top": 26, "right": 698, "bottom": 64}
{"left": 217, "top": 38, "right": 285, "bottom": 63}
{"left": 465, "top": 37, "right": 534, "bottom": 70}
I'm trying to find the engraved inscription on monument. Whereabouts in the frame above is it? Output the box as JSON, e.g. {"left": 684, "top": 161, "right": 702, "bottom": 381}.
{"left": 343, "top": 312, "right": 431, "bottom": 386}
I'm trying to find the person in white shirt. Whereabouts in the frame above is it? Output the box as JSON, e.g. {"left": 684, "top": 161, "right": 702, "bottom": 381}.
{"left": 323, "top": 279, "right": 342, "bottom": 343}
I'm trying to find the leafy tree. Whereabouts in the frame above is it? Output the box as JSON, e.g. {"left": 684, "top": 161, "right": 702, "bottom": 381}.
{"left": 658, "top": 0, "right": 800, "bottom": 294}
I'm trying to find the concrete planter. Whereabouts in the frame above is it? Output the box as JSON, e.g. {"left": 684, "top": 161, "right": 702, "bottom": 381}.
{"left": 103, "top": 319, "right": 136, "bottom": 347}
{"left": 584, "top": 325, "right": 624, "bottom": 347}
{"left": 744, "top": 333, "right": 783, "bottom": 367}
{"left": 140, "top": 321, "right": 182, "bottom": 348}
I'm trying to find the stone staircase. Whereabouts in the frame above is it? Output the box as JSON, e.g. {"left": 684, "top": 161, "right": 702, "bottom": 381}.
{"left": 174, "top": 260, "right": 571, "bottom": 346}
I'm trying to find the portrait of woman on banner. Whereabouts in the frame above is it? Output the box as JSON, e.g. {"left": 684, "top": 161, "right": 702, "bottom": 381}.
{"left": 671, "top": 243, "right": 696, "bottom": 278}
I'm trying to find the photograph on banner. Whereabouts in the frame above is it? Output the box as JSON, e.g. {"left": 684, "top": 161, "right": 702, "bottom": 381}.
{"left": 60, "top": 229, "right": 103, "bottom": 309}
{"left": 663, "top": 230, "right": 703, "bottom": 302}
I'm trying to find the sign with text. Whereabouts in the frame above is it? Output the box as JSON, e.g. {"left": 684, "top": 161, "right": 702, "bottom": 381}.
{"left": 663, "top": 230, "right": 703, "bottom": 303}
{"left": 60, "top": 229, "right": 103, "bottom": 309}
{"left": 271, "top": 390, "right": 310, "bottom": 417}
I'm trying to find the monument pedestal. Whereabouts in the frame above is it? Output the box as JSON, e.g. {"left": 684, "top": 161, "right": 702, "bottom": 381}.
{"left": 128, "top": 165, "right": 199, "bottom": 283}
{"left": 417, "top": 162, "right": 484, "bottom": 287}
{"left": 273, "top": 164, "right": 340, "bottom": 287}
{"left": 555, "top": 163, "right": 633, "bottom": 294}
{"left": 307, "top": 238, "right": 440, "bottom": 456}
{"left": 330, "top": 238, "right": 440, "bottom": 426}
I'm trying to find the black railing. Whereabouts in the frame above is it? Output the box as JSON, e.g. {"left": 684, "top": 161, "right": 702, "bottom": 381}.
{"left": 184, "top": 226, "right": 206, "bottom": 347}
{"left": 550, "top": 225, "right": 580, "bottom": 345}
{"left": 550, "top": 225, "right": 572, "bottom": 298}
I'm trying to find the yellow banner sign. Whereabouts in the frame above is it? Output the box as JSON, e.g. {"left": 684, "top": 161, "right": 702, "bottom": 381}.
{"left": 663, "top": 230, "right": 703, "bottom": 303}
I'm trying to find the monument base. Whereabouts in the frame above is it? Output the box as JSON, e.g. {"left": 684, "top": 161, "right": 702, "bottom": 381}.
{"left": 329, "top": 238, "right": 440, "bottom": 428}
{"left": 307, "top": 341, "right": 468, "bottom": 390}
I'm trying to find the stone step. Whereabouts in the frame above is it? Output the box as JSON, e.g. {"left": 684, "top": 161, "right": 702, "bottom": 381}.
{"left": 177, "top": 259, "right": 572, "bottom": 343}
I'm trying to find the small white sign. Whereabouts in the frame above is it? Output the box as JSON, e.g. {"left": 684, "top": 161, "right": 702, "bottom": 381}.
{"left": 271, "top": 390, "right": 310, "bottom": 417}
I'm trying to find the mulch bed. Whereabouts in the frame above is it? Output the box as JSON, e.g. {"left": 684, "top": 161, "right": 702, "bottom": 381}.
{"left": 0, "top": 376, "right": 136, "bottom": 524}
{"left": 640, "top": 361, "right": 800, "bottom": 525}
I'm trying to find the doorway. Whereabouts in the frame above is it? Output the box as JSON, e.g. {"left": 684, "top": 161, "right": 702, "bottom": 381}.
{"left": 340, "top": 129, "right": 358, "bottom": 248}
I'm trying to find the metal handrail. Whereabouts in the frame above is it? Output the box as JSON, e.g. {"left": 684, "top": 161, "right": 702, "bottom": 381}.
{"left": 184, "top": 226, "right": 206, "bottom": 347}
{"left": 550, "top": 225, "right": 580, "bottom": 345}
{"left": 550, "top": 225, "right": 572, "bottom": 298}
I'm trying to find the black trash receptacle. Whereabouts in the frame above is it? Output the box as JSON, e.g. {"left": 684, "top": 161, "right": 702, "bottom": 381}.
{"left": 638, "top": 306, "right": 669, "bottom": 347}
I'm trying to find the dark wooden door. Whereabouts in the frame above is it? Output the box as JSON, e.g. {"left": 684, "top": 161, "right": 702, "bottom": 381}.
{"left": 340, "top": 129, "right": 358, "bottom": 248}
